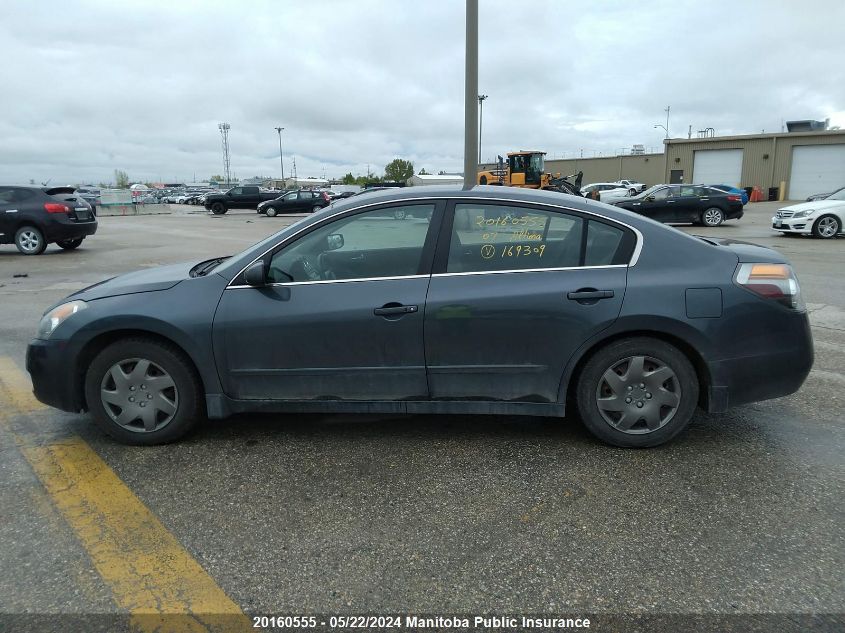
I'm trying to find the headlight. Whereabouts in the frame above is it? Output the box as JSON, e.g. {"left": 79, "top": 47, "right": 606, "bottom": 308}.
{"left": 792, "top": 209, "right": 811, "bottom": 218}
{"left": 37, "top": 300, "right": 87, "bottom": 339}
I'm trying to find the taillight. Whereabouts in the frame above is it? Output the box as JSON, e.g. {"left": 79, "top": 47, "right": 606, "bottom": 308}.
{"left": 734, "top": 263, "right": 804, "bottom": 310}
{"left": 44, "top": 202, "right": 69, "bottom": 213}
{"left": 727, "top": 195, "right": 741, "bottom": 202}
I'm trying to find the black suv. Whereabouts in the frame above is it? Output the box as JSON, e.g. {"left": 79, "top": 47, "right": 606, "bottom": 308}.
{"left": 257, "top": 190, "right": 331, "bottom": 216}
{"left": 0, "top": 186, "right": 98, "bottom": 255}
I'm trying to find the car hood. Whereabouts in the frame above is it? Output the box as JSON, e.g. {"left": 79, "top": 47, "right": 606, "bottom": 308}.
{"left": 782, "top": 200, "right": 845, "bottom": 212}
{"left": 68, "top": 261, "right": 199, "bottom": 302}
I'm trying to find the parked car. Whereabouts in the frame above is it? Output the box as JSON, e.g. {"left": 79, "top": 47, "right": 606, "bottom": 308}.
{"left": 616, "top": 179, "right": 647, "bottom": 194}
{"left": 805, "top": 186, "right": 845, "bottom": 202}
{"left": 773, "top": 187, "right": 845, "bottom": 238}
{"left": 707, "top": 184, "right": 749, "bottom": 205}
{"left": 613, "top": 184, "right": 743, "bottom": 226}
{"left": 0, "top": 185, "right": 97, "bottom": 255}
{"left": 75, "top": 187, "right": 101, "bottom": 215}
{"left": 203, "top": 186, "right": 283, "bottom": 215}
{"left": 26, "top": 186, "right": 811, "bottom": 448}
{"left": 581, "top": 183, "right": 631, "bottom": 203}
{"left": 257, "top": 190, "right": 331, "bottom": 216}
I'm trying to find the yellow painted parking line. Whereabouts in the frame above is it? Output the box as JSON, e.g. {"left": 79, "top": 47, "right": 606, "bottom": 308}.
{"left": 0, "top": 357, "right": 251, "bottom": 632}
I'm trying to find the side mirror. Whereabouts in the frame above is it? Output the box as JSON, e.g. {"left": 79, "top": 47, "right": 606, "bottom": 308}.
{"left": 326, "top": 234, "right": 344, "bottom": 251}
{"left": 244, "top": 260, "right": 266, "bottom": 286}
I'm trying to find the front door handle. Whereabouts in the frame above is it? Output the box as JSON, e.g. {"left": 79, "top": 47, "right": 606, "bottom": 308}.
{"left": 567, "top": 289, "right": 614, "bottom": 301}
{"left": 374, "top": 304, "right": 418, "bottom": 317}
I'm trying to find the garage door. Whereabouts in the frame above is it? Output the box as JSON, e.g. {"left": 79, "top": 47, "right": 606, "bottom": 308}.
{"left": 693, "top": 149, "right": 743, "bottom": 186}
{"left": 789, "top": 144, "right": 845, "bottom": 200}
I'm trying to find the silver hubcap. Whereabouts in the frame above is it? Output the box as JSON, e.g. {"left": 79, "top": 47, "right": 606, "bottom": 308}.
{"left": 818, "top": 217, "right": 838, "bottom": 237}
{"left": 704, "top": 209, "right": 722, "bottom": 225}
{"left": 596, "top": 355, "right": 681, "bottom": 434}
{"left": 100, "top": 358, "right": 178, "bottom": 433}
{"left": 18, "top": 230, "right": 41, "bottom": 252}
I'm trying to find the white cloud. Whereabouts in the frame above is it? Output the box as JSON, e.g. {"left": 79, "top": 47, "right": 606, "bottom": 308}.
{"left": 0, "top": 0, "right": 842, "bottom": 184}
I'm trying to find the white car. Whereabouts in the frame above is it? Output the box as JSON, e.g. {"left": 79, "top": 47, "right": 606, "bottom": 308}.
{"left": 581, "top": 182, "right": 631, "bottom": 202}
{"left": 616, "top": 179, "right": 647, "bottom": 194}
{"left": 773, "top": 188, "right": 845, "bottom": 238}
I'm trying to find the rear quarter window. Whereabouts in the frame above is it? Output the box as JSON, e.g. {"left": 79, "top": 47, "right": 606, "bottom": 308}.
{"left": 585, "top": 220, "right": 636, "bottom": 266}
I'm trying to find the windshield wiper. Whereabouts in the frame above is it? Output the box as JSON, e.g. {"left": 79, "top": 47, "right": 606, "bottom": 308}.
{"left": 191, "top": 256, "right": 230, "bottom": 277}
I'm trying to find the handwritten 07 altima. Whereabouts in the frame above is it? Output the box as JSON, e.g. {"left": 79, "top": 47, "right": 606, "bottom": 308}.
{"left": 27, "top": 186, "right": 813, "bottom": 447}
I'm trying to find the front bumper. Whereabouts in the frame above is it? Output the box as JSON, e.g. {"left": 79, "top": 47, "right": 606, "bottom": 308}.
{"left": 772, "top": 215, "right": 812, "bottom": 234}
{"left": 26, "top": 338, "right": 84, "bottom": 413}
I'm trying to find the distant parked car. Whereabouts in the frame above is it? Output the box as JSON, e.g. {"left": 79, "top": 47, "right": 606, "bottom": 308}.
{"left": 805, "top": 185, "right": 845, "bottom": 202}
{"left": 0, "top": 185, "right": 97, "bottom": 255}
{"left": 773, "top": 187, "right": 845, "bottom": 238}
{"left": 581, "top": 183, "right": 631, "bottom": 202}
{"left": 75, "top": 187, "right": 101, "bottom": 215}
{"left": 204, "top": 186, "right": 285, "bottom": 215}
{"left": 616, "top": 179, "right": 647, "bottom": 194}
{"left": 708, "top": 184, "right": 749, "bottom": 205}
{"left": 257, "top": 190, "right": 331, "bottom": 217}
{"left": 613, "top": 185, "right": 743, "bottom": 226}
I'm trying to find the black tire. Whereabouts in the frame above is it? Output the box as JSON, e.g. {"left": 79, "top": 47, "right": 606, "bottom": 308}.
{"left": 393, "top": 209, "right": 407, "bottom": 220}
{"left": 58, "top": 237, "right": 84, "bottom": 250}
{"left": 265, "top": 206, "right": 278, "bottom": 217}
{"left": 480, "top": 175, "right": 488, "bottom": 185}
{"left": 84, "top": 338, "right": 204, "bottom": 445}
{"left": 701, "top": 207, "right": 724, "bottom": 227}
{"left": 15, "top": 225, "right": 47, "bottom": 255}
{"left": 311, "top": 204, "right": 322, "bottom": 213}
{"left": 210, "top": 202, "right": 227, "bottom": 215}
{"left": 811, "top": 214, "right": 841, "bottom": 239}
{"left": 575, "top": 337, "right": 699, "bottom": 448}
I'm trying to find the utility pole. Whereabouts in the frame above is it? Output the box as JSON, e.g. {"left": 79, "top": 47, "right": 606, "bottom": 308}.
{"left": 274, "top": 127, "right": 285, "bottom": 188}
{"left": 477, "top": 94, "right": 488, "bottom": 165}
{"left": 218, "top": 122, "right": 231, "bottom": 185}
{"left": 463, "top": 0, "right": 478, "bottom": 189}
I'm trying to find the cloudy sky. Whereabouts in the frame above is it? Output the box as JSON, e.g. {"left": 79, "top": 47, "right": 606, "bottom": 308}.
{"left": 1, "top": 0, "right": 843, "bottom": 185}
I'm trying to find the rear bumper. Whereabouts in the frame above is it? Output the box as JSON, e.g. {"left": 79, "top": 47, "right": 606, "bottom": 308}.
{"left": 45, "top": 220, "right": 97, "bottom": 242}
{"left": 26, "top": 338, "right": 83, "bottom": 413}
{"left": 705, "top": 311, "right": 813, "bottom": 411}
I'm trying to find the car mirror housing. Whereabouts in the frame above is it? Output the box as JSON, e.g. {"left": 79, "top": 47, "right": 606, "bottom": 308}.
{"left": 326, "top": 234, "right": 344, "bottom": 251}
{"left": 244, "top": 261, "right": 267, "bottom": 286}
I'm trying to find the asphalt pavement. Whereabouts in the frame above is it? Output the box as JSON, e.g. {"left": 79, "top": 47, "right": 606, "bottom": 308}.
{"left": 0, "top": 202, "right": 842, "bottom": 631}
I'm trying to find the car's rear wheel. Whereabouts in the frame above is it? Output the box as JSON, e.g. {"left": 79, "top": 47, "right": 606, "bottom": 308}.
{"left": 311, "top": 204, "right": 322, "bottom": 213}
{"left": 701, "top": 207, "right": 725, "bottom": 226}
{"left": 265, "top": 206, "right": 278, "bottom": 217}
{"left": 575, "top": 337, "right": 699, "bottom": 448}
{"left": 58, "top": 237, "right": 84, "bottom": 250}
{"left": 210, "top": 202, "right": 227, "bottom": 215}
{"left": 85, "top": 338, "right": 203, "bottom": 445}
{"left": 15, "top": 226, "right": 46, "bottom": 255}
{"left": 394, "top": 209, "right": 407, "bottom": 220}
{"left": 812, "top": 214, "right": 840, "bottom": 239}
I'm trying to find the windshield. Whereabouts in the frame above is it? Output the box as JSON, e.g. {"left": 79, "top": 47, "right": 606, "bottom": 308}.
{"left": 639, "top": 185, "right": 664, "bottom": 197}
{"left": 529, "top": 153, "right": 544, "bottom": 174}
{"left": 826, "top": 187, "right": 845, "bottom": 201}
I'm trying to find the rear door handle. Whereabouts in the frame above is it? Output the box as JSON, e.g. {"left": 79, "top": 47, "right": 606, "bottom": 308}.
{"left": 567, "top": 290, "right": 614, "bottom": 301}
{"left": 374, "top": 304, "right": 418, "bottom": 316}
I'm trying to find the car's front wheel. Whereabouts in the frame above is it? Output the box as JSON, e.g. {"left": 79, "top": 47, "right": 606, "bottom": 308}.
{"left": 58, "top": 238, "right": 84, "bottom": 250}
{"left": 575, "top": 337, "right": 699, "bottom": 448}
{"left": 85, "top": 338, "right": 203, "bottom": 445}
{"left": 812, "top": 214, "right": 841, "bottom": 239}
{"left": 15, "top": 226, "right": 46, "bottom": 255}
{"left": 265, "top": 206, "right": 278, "bottom": 217}
{"left": 701, "top": 207, "right": 725, "bottom": 226}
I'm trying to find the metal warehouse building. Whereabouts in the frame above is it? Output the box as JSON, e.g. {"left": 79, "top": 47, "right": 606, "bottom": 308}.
{"left": 539, "top": 129, "right": 845, "bottom": 200}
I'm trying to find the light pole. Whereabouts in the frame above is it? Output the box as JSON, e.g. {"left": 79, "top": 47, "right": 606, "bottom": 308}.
{"left": 654, "top": 105, "right": 670, "bottom": 138}
{"left": 477, "top": 94, "right": 488, "bottom": 164}
{"left": 463, "top": 0, "right": 478, "bottom": 189}
{"left": 274, "top": 127, "right": 285, "bottom": 189}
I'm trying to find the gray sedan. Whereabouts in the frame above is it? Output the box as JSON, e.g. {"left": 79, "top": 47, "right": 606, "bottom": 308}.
{"left": 27, "top": 186, "right": 813, "bottom": 447}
